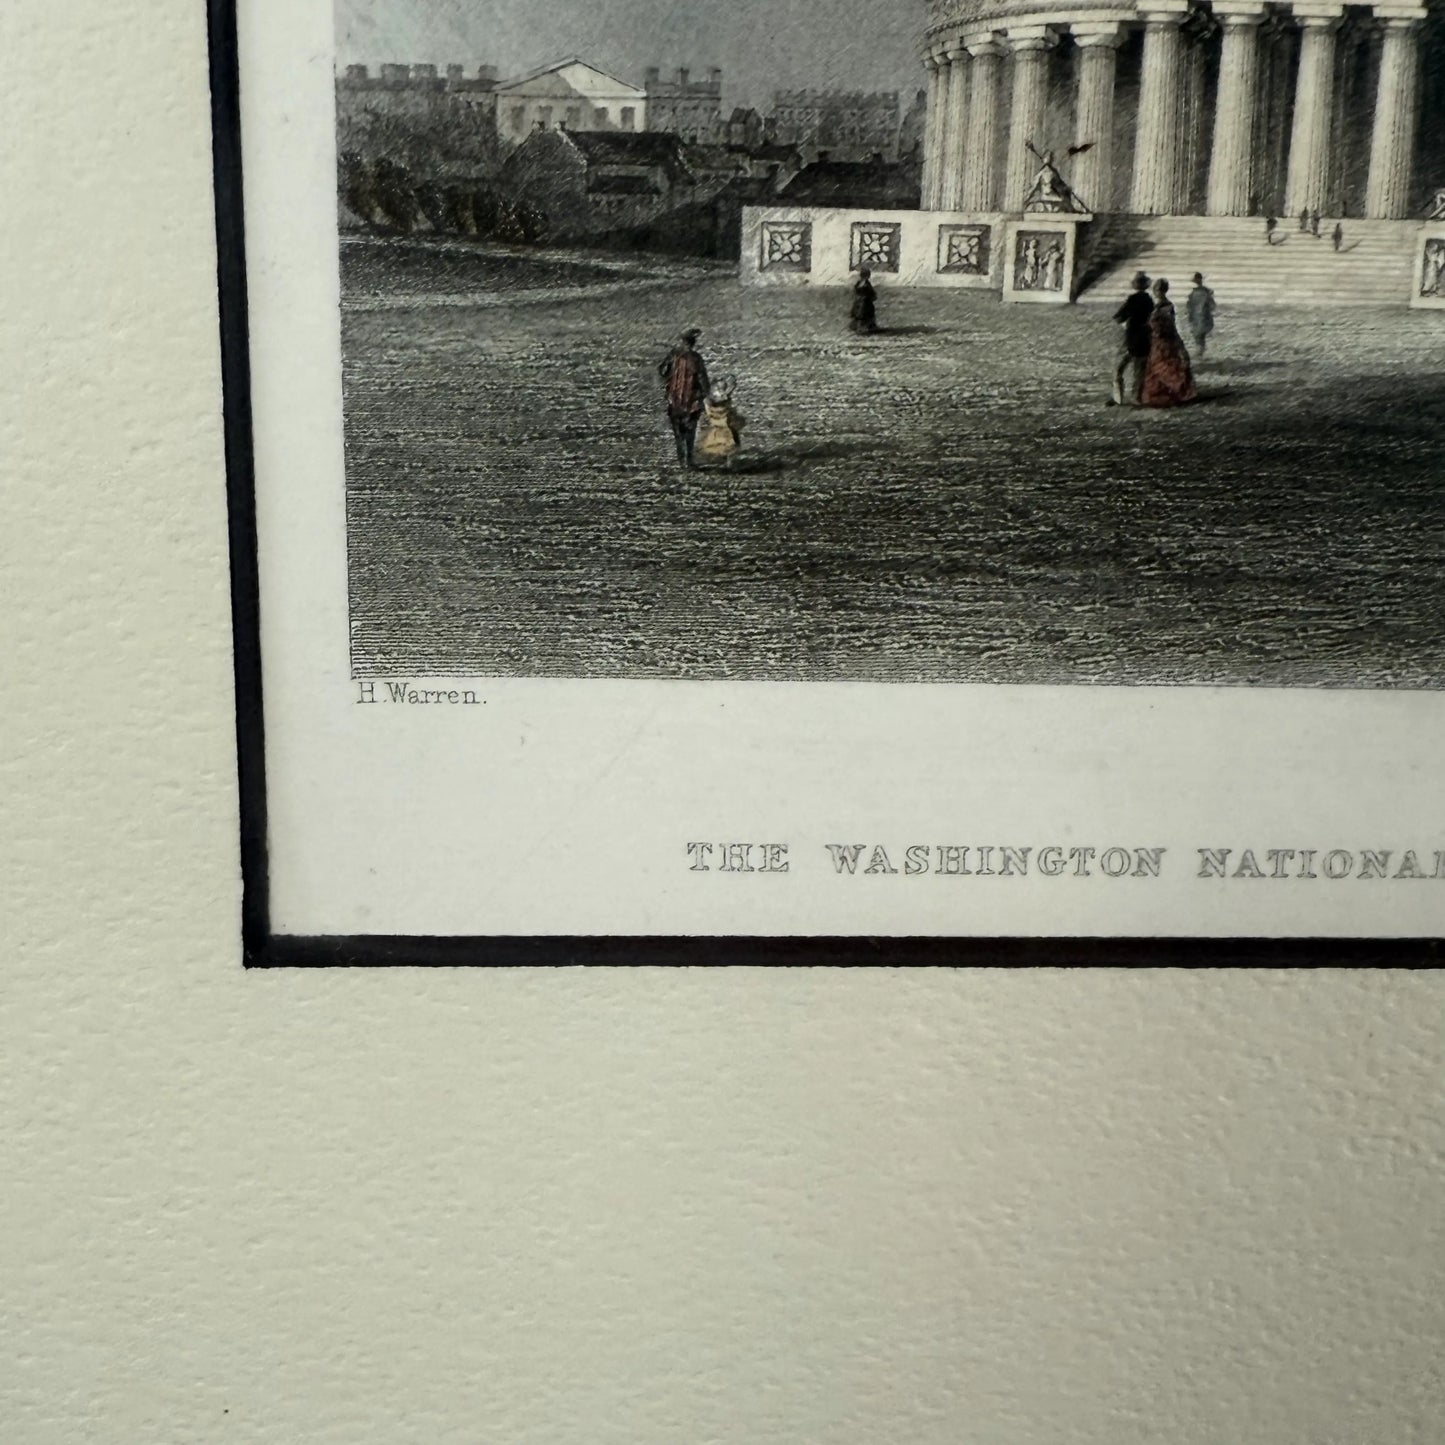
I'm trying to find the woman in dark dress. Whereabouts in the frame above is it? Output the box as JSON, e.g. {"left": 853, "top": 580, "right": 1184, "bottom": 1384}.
{"left": 850, "top": 267, "right": 878, "bottom": 334}
{"left": 1140, "top": 278, "right": 1197, "bottom": 408}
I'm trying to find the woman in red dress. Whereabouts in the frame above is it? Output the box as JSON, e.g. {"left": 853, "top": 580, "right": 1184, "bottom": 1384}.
{"left": 1140, "top": 278, "right": 1197, "bottom": 408}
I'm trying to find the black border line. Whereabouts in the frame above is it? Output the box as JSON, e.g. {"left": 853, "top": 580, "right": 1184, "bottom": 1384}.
{"left": 210, "top": 0, "right": 271, "bottom": 965}
{"left": 209, "top": 0, "right": 1443, "bottom": 970}
{"left": 254, "top": 934, "right": 1441, "bottom": 968}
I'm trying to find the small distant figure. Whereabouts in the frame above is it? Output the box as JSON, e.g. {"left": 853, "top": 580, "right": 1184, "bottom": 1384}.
{"left": 694, "top": 379, "right": 746, "bottom": 470}
{"left": 1264, "top": 214, "right": 1278, "bottom": 244}
{"left": 1310, "top": 209, "right": 1322, "bottom": 237}
{"left": 1186, "top": 272, "right": 1216, "bottom": 358}
{"left": 1109, "top": 271, "right": 1154, "bottom": 407}
{"left": 1298, "top": 206, "right": 1310, "bottom": 232}
{"left": 1141, "top": 278, "right": 1197, "bottom": 409}
{"left": 1332, "top": 221, "right": 1344, "bottom": 252}
{"left": 658, "top": 327, "right": 710, "bottom": 469}
{"left": 850, "top": 267, "right": 878, "bottom": 334}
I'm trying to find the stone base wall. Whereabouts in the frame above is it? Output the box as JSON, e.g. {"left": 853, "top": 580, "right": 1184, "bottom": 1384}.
{"left": 740, "top": 207, "right": 1094, "bottom": 300}
{"left": 742, "top": 208, "right": 1437, "bottom": 305}
{"left": 741, "top": 208, "right": 1009, "bottom": 289}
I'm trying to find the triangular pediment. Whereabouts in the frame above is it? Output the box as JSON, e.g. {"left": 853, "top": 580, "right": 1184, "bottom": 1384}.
{"left": 494, "top": 58, "right": 645, "bottom": 100}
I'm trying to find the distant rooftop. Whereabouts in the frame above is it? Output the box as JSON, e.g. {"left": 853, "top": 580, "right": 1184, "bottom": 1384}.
{"left": 493, "top": 56, "right": 644, "bottom": 95}
{"left": 566, "top": 130, "right": 687, "bottom": 164}
{"left": 338, "top": 62, "right": 498, "bottom": 89}
{"left": 587, "top": 173, "right": 663, "bottom": 196}
{"left": 779, "top": 157, "right": 918, "bottom": 206}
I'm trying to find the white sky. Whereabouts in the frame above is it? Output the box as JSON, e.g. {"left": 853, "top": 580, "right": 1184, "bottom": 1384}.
{"left": 334, "top": 0, "right": 923, "bottom": 111}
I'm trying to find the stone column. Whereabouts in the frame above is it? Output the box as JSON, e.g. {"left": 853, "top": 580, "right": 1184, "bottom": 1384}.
{"left": 1178, "top": 28, "right": 1210, "bottom": 210}
{"left": 1284, "top": 8, "right": 1343, "bottom": 217}
{"left": 1005, "top": 26, "right": 1058, "bottom": 212}
{"left": 940, "top": 41, "right": 970, "bottom": 209}
{"left": 1130, "top": 8, "right": 1188, "bottom": 213}
{"left": 1253, "top": 13, "right": 1294, "bottom": 215}
{"left": 921, "top": 53, "right": 943, "bottom": 207}
{"left": 1365, "top": 12, "right": 1426, "bottom": 219}
{"left": 927, "top": 48, "right": 955, "bottom": 208}
{"left": 961, "top": 35, "right": 1006, "bottom": 210}
{"left": 1207, "top": 9, "right": 1265, "bottom": 214}
{"left": 1071, "top": 25, "right": 1124, "bottom": 212}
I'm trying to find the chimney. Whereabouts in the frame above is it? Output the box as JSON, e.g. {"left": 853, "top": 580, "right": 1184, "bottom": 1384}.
{"left": 708, "top": 67, "right": 722, "bottom": 86}
{"left": 412, "top": 63, "right": 437, "bottom": 80}
{"left": 817, "top": 150, "right": 829, "bottom": 164}
{"left": 344, "top": 64, "right": 369, "bottom": 81}
{"left": 477, "top": 65, "right": 498, "bottom": 86}
{"left": 380, "top": 63, "right": 409, "bottom": 82}
{"left": 446, "top": 64, "right": 464, "bottom": 82}
{"left": 871, "top": 151, "right": 884, "bottom": 165}
{"left": 645, "top": 66, "right": 660, "bottom": 86}
{"left": 677, "top": 67, "right": 689, "bottom": 87}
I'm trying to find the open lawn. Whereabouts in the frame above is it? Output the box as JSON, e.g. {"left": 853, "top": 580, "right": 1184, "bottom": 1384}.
{"left": 342, "top": 236, "right": 1445, "bottom": 685}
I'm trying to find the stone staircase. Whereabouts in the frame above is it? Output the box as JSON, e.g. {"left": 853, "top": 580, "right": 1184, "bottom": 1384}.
{"left": 1076, "top": 215, "right": 1420, "bottom": 307}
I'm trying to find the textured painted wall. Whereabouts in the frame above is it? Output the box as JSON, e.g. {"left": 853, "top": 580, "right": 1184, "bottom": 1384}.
{"left": 2, "top": 4, "right": 1443, "bottom": 1442}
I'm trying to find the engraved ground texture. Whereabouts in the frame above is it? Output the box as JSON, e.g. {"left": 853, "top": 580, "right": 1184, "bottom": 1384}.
{"left": 342, "top": 237, "right": 1445, "bottom": 685}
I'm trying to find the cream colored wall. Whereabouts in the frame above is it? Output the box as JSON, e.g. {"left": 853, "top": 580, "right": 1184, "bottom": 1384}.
{"left": 3, "top": 4, "right": 1444, "bottom": 1443}
{"left": 498, "top": 93, "right": 646, "bottom": 139}
{"left": 742, "top": 206, "right": 1008, "bottom": 286}
{"left": 494, "top": 68, "right": 647, "bottom": 139}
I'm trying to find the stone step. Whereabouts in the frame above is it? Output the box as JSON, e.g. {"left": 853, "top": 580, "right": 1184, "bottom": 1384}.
{"left": 1095, "top": 216, "right": 1419, "bottom": 228}
{"left": 1077, "top": 216, "right": 1419, "bottom": 305}
{"left": 1082, "top": 284, "right": 1408, "bottom": 305}
{"left": 1090, "top": 256, "right": 1411, "bottom": 269}
{"left": 1085, "top": 256, "right": 1413, "bottom": 273}
{"left": 1092, "top": 255, "right": 1409, "bottom": 266}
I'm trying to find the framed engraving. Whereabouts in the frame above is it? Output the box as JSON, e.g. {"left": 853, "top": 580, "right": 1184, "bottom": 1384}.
{"left": 214, "top": 0, "right": 1445, "bottom": 963}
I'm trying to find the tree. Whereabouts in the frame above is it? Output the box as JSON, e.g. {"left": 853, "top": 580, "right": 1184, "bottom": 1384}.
{"left": 371, "top": 158, "right": 419, "bottom": 232}
{"left": 338, "top": 150, "right": 380, "bottom": 225}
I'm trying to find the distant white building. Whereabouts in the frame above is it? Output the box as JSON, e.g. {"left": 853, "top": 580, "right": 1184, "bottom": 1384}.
{"left": 492, "top": 58, "right": 647, "bottom": 143}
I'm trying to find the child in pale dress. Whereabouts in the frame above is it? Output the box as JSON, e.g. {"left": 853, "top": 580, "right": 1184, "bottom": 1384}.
{"left": 693, "top": 377, "right": 746, "bottom": 470}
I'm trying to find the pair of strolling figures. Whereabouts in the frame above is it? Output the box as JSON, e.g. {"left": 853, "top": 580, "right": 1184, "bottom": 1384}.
{"left": 1110, "top": 272, "right": 1204, "bottom": 409}
{"left": 657, "top": 328, "right": 744, "bottom": 469}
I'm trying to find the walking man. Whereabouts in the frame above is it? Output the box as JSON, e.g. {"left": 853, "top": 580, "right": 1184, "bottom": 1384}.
{"left": 1298, "top": 206, "right": 1310, "bottom": 231}
{"left": 1109, "top": 272, "right": 1154, "bottom": 407}
{"left": 657, "top": 327, "right": 710, "bottom": 468}
{"left": 1310, "top": 209, "right": 1322, "bottom": 237}
{"left": 1186, "top": 272, "right": 1216, "bottom": 358}
{"left": 1264, "top": 214, "right": 1278, "bottom": 244}
{"left": 1332, "top": 221, "right": 1344, "bottom": 251}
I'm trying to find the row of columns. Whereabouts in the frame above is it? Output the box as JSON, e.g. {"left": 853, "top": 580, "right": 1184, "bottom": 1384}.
{"left": 920, "top": 4, "right": 1428, "bottom": 220}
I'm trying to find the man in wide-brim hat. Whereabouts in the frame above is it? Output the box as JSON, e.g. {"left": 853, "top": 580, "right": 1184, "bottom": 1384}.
{"left": 657, "top": 327, "right": 711, "bottom": 468}
{"left": 1109, "top": 272, "right": 1154, "bottom": 406}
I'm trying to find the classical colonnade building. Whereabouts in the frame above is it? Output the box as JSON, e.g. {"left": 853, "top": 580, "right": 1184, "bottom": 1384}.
{"left": 920, "top": 1, "right": 1442, "bottom": 220}
{"left": 741, "top": 0, "right": 1445, "bottom": 300}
